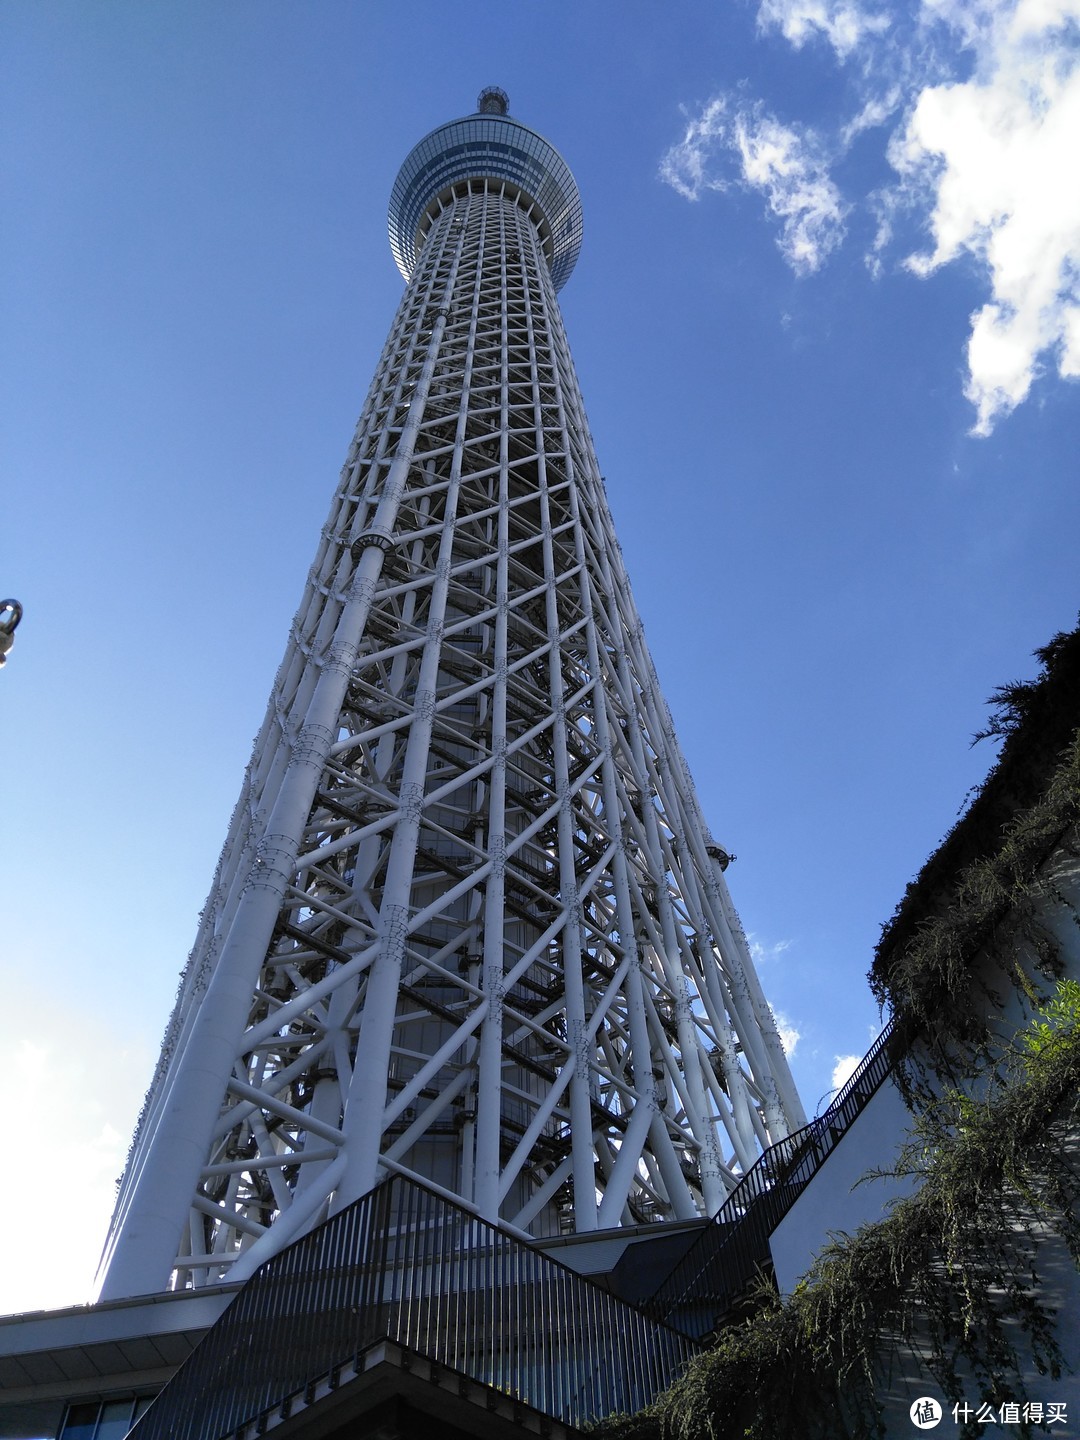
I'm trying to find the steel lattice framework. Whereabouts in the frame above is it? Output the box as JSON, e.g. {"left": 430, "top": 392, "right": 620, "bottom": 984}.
{"left": 98, "top": 91, "right": 805, "bottom": 1302}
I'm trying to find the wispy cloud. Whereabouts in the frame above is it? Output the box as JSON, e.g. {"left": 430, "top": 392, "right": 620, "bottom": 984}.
{"left": 661, "top": 97, "right": 848, "bottom": 274}
{"left": 748, "top": 933, "right": 794, "bottom": 964}
{"left": 661, "top": 96, "right": 729, "bottom": 202}
{"left": 664, "top": 0, "right": 1080, "bottom": 432}
{"left": 757, "top": 0, "right": 889, "bottom": 58}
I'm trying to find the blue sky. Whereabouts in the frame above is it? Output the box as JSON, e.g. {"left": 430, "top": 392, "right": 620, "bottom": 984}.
{"left": 2, "top": 1, "right": 1078, "bottom": 1314}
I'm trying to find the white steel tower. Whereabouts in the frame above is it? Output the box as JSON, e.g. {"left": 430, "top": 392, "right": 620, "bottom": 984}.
{"left": 97, "top": 89, "right": 805, "bottom": 1303}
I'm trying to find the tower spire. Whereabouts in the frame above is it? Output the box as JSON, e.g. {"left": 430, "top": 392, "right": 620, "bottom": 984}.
{"left": 97, "top": 97, "right": 804, "bottom": 1303}
{"left": 477, "top": 85, "right": 509, "bottom": 114}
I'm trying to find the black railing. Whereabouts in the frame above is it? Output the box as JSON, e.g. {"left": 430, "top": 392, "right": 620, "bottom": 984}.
{"left": 647, "top": 1018, "right": 902, "bottom": 1336}
{"left": 127, "top": 1027, "right": 903, "bottom": 1437}
{"left": 129, "top": 1173, "right": 698, "bottom": 1439}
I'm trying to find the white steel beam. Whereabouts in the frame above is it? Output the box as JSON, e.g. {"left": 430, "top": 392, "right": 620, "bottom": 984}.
{"left": 97, "top": 93, "right": 805, "bottom": 1301}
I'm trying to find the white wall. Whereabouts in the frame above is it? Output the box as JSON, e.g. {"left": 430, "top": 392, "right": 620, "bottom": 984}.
{"left": 769, "top": 1080, "right": 916, "bottom": 1295}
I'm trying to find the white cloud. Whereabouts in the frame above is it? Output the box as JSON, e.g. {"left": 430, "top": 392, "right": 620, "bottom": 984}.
{"left": 775, "top": 1012, "right": 802, "bottom": 1055}
{"left": 757, "top": 0, "right": 889, "bottom": 58}
{"left": 891, "top": 5, "right": 1080, "bottom": 432}
{"left": 661, "top": 97, "right": 848, "bottom": 273}
{"left": 831, "top": 1052, "right": 862, "bottom": 1090}
{"left": 664, "top": 0, "right": 1080, "bottom": 432}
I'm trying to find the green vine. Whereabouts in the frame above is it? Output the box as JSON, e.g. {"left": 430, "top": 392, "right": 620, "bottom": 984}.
{"left": 594, "top": 982, "right": 1080, "bottom": 1440}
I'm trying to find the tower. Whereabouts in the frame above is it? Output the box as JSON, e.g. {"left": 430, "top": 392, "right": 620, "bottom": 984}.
{"left": 97, "top": 89, "right": 805, "bottom": 1304}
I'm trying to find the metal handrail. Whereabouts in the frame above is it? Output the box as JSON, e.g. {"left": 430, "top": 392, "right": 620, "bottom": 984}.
{"left": 129, "top": 1172, "right": 699, "bottom": 1439}
{"left": 646, "top": 1018, "right": 903, "bottom": 1335}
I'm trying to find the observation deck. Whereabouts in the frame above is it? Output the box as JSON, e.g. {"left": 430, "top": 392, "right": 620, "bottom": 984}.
{"left": 388, "top": 87, "right": 583, "bottom": 291}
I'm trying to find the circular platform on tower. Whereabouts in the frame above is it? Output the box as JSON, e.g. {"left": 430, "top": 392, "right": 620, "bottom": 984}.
{"left": 388, "top": 90, "right": 583, "bottom": 292}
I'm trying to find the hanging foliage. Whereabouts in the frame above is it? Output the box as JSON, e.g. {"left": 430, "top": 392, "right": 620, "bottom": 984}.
{"left": 871, "top": 618, "right": 1080, "bottom": 1053}
{"left": 595, "top": 982, "right": 1080, "bottom": 1440}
